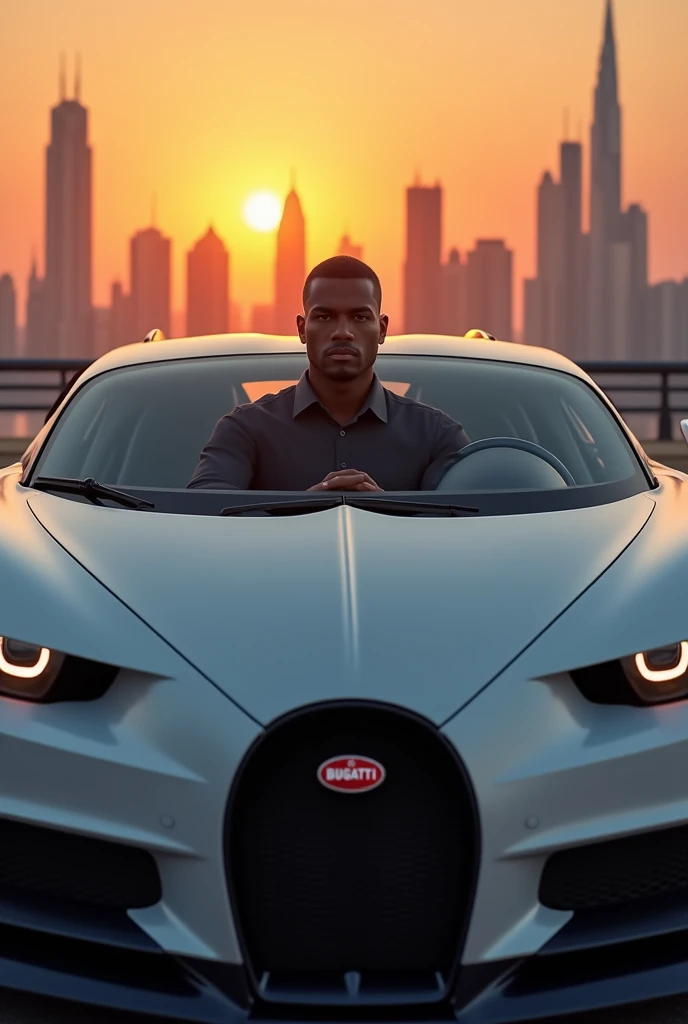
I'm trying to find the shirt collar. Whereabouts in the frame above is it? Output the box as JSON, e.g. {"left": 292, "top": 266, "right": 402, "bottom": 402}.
{"left": 292, "top": 370, "right": 388, "bottom": 423}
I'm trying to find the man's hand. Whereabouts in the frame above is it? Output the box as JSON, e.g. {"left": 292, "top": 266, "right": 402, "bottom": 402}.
{"left": 308, "top": 469, "right": 383, "bottom": 492}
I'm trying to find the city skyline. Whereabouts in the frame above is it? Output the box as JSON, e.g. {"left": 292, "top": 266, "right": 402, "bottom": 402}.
{"left": 2, "top": 0, "right": 687, "bottom": 335}
{"left": 522, "top": 0, "right": 687, "bottom": 362}
{"left": 2, "top": 8, "right": 685, "bottom": 363}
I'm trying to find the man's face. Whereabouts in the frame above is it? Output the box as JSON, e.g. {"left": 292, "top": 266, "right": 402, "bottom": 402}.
{"left": 297, "top": 277, "right": 388, "bottom": 381}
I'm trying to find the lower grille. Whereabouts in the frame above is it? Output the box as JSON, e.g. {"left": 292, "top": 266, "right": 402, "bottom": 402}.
{"left": 0, "top": 817, "right": 161, "bottom": 909}
{"left": 226, "top": 703, "right": 477, "bottom": 993}
{"left": 540, "top": 823, "right": 688, "bottom": 910}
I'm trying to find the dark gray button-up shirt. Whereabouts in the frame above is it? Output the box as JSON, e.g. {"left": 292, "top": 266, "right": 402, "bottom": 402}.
{"left": 188, "top": 371, "right": 469, "bottom": 491}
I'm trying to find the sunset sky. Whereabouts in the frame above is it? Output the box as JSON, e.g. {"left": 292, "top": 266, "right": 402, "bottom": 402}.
{"left": 1, "top": 0, "right": 687, "bottom": 334}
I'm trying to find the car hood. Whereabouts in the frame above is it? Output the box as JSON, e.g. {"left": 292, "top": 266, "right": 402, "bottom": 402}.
{"left": 28, "top": 492, "right": 654, "bottom": 725}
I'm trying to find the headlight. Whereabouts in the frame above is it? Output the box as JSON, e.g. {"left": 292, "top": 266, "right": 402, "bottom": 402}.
{"left": 0, "top": 636, "right": 118, "bottom": 703}
{"left": 621, "top": 642, "right": 688, "bottom": 704}
{"left": 0, "top": 637, "right": 65, "bottom": 699}
{"left": 571, "top": 641, "right": 688, "bottom": 707}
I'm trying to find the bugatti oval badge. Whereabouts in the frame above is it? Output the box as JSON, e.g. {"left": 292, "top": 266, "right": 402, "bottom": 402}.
{"left": 317, "top": 756, "right": 386, "bottom": 793}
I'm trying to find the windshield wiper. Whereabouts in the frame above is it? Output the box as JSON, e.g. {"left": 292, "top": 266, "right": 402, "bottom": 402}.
{"left": 345, "top": 496, "right": 478, "bottom": 516}
{"left": 221, "top": 497, "right": 342, "bottom": 516}
{"left": 221, "top": 496, "right": 478, "bottom": 517}
{"left": 32, "top": 476, "right": 155, "bottom": 511}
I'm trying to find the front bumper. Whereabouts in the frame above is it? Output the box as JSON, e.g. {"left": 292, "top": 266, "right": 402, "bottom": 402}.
{"left": 3, "top": 885, "right": 688, "bottom": 1022}
{"left": 5, "top": 640, "right": 688, "bottom": 1021}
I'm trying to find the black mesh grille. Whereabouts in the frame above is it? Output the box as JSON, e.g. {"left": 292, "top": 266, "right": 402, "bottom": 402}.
{"left": 227, "top": 704, "right": 477, "bottom": 983}
{"left": 0, "top": 818, "right": 161, "bottom": 909}
{"left": 540, "top": 823, "right": 688, "bottom": 910}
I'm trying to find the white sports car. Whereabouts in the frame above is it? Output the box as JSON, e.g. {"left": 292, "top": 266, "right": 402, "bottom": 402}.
{"left": 1, "top": 332, "right": 687, "bottom": 1023}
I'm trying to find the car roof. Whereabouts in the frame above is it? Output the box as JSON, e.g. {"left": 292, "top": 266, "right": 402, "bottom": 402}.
{"left": 79, "top": 333, "right": 590, "bottom": 386}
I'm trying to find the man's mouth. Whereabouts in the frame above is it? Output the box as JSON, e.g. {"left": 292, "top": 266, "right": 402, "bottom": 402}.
{"left": 327, "top": 348, "right": 358, "bottom": 361}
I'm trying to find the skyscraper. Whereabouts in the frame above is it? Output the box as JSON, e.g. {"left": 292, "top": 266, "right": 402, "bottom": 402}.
{"left": 536, "top": 171, "right": 564, "bottom": 349}
{"left": 523, "top": 278, "right": 542, "bottom": 348}
{"left": 230, "top": 303, "right": 243, "bottom": 334}
{"left": 648, "top": 282, "right": 680, "bottom": 360}
{"left": 524, "top": 145, "right": 581, "bottom": 355}
{"left": 186, "top": 226, "right": 230, "bottom": 337}
{"left": 109, "top": 280, "right": 133, "bottom": 351}
{"left": 439, "top": 249, "right": 467, "bottom": 336}
{"left": 403, "top": 180, "right": 442, "bottom": 333}
{"left": 130, "top": 227, "right": 171, "bottom": 340}
{"left": 92, "top": 306, "right": 111, "bottom": 359}
{"left": 274, "top": 189, "right": 305, "bottom": 335}
{"left": 466, "top": 240, "right": 513, "bottom": 342}
{"left": 0, "top": 274, "right": 17, "bottom": 357}
{"left": 560, "top": 140, "right": 583, "bottom": 358}
{"left": 679, "top": 280, "right": 688, "bottom": 358}
{"left": 25, "top": 258, "right": 48, "bottom": 358}
{"left": 588, "top": 0, "right": 621, "bottom": 356}
{"left": 338, "top": 234, "right": 363, "bottom": 260}
{"left": 620, "top": 203, "right": 649, "bottom": 357}
{"left": 44, "top": 56, "right": 93, "bottom": 358}
{"left": 608, "top": 240, "right": 632, "bottom": 359}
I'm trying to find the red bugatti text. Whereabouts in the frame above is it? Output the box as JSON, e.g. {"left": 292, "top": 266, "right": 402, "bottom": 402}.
{"left": 317, "top": 756, "right": 386, "bottom": 793}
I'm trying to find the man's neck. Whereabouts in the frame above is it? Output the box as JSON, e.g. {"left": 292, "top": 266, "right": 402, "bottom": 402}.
{"left": 308, "top": 366, "right": 375, "bottom": 426}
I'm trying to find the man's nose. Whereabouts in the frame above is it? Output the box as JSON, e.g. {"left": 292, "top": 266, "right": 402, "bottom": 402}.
{"left": 331, "top": 316, "right": 354, "bottom": 339}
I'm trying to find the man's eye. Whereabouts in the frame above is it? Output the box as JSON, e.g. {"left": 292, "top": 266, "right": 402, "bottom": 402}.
{"left": 316, "top": 314, "right": 330, "bottom": 321}
{"left": 355, "top": 314, "right": 369, "bottom": 321}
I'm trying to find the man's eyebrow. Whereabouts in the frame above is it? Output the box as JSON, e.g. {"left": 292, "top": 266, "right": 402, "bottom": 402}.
{"left": 310, "top": 305, "right": 375, "bottom": 314}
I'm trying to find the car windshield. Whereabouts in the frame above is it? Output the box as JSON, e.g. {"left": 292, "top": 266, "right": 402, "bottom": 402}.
{"left": 29, "top": 352, "right": 649, "bottom": 515}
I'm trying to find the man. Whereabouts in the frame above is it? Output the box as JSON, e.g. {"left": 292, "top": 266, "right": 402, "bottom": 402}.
{"left": 188, "top": 256, "right": 469, "bottom": 491}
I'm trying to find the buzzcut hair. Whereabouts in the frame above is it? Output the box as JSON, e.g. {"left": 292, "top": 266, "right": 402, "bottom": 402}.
{"left": 302, "top": 255, "right": 382, "bottom": 310}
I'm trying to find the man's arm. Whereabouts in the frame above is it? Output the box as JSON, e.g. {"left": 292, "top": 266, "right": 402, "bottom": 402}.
{"left": 187, "top": 412, "right": 257, "bottom": 490}
{"left": 420, "top": 414, "right": 471, "bottom": 490}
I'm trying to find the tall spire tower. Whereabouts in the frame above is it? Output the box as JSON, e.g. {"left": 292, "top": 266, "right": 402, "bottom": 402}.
{"left": 44, "top": 54, "right": 93, "bottom": 357}
{"left": 273, "top": 187, "right": 306, "bottom": 335}
{"left": 59, "top": 52, "right": 66, "bottom": 101}
{"left": 587, "top": 0, "right": 622, "bottom": 356}
{"left": 74, "top": 51, "right": 82, "bottom": 102}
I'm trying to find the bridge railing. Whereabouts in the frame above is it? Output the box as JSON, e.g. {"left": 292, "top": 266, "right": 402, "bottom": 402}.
{"left": 580, "top": 362, "right": 688, "bottom": 441}
{"left": 1, "top": 358, "right": 688, "bottom": 441}
{"left": 0, "top": 359, "right": 90, "bottom": 412}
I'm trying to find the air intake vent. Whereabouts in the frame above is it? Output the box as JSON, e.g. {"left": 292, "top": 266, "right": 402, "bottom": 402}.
{"left": 540, "top": 823, "right": 688, "bottom": 910}
{"left": 0, "top": 818, "right": 161, "bottom": 909}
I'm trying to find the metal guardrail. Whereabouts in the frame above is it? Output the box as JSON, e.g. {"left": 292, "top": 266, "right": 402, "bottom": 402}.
{"left": 0, "top": 359, "right": 90, "bottom": 413}
{"left": 1, "top": 358, "right": 688, "bottom": 440}
{"left": 580, "top": 361, "right": 688, "bottom": 441}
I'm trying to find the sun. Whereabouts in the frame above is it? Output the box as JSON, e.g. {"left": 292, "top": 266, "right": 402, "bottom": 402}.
{"left": 243, "top": 191, "right": 282, "bottom": 232}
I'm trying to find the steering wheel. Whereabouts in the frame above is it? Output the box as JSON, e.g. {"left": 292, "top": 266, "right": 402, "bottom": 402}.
{"left": 449, "top": 437, "right": 576, "bottom": 486}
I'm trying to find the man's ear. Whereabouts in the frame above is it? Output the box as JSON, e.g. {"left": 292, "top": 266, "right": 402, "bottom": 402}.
{"left": 378, "top": 313, "right": 389, "bottom": 347}
{"left": 296, "top": 314, "right": 306, "bottom": 344}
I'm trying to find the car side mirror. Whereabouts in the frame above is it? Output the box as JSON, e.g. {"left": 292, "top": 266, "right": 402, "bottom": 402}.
{"left": 681, "top": 420, "right": 688, "bottom": 447}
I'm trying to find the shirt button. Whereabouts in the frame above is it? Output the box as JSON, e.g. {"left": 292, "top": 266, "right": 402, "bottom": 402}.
{"left": 340, "top": 430, "right": 346, "bottom": 436}
{"left": 340, "top": 462, "right": 347, "bottom": 468}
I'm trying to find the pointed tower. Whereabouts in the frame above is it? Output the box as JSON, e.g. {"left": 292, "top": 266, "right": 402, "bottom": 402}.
{"left": 25, "top": 254, "right": 47, "bottom": 358}
{"left": 587, "top": 0, "right": 622, "bottom": 357}
{"left": 273, "top": 187, "right": 306, "bottom": 335}
{"left": 44, "top": 54, "right": 93, "bottom": 356}
{"left": 74, "top": 51, "right": 82, "bottom": 102}
{"left": 59, "top": 52, "right": 66, "bottom": 102}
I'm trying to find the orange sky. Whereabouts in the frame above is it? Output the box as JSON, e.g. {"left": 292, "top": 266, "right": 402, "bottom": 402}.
{"left": 1, "top": 0, "right": 687, "bottom": 335}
